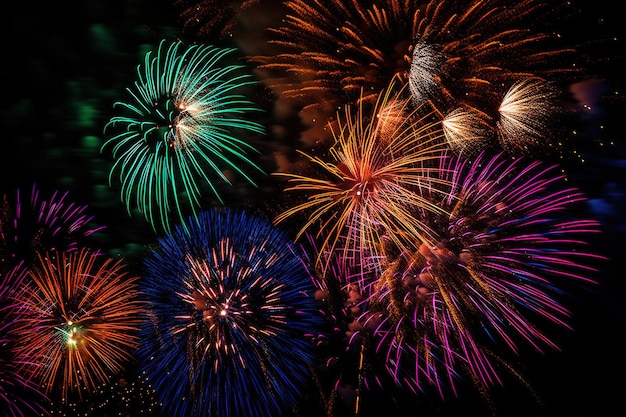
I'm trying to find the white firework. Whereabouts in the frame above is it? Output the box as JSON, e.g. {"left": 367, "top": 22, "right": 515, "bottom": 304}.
{"left": 442, "top": 107, "right": 493, "bottom": 155}
{"left": 497, "top": 77, "right": 559, "bottom": 154}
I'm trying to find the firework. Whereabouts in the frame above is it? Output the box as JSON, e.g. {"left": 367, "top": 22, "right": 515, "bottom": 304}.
{"left": 0, "top": 184, "right": 104, "bottom": 273}
{"left": 138, "top": 208, "right": 323, "bottom": 417}
{"left": 173, "top": 0, "right": 262, "bottom": 40}
{"left": 273, "top": 78, "right": 450, "bottom": 274}
{"left": 355, "top": 152, "right": 604, "bottom": 397}
{"left": 102, "top": 39, "right": 267, "bottom": 233}
{"left": 12, "top": 249, "right": 142, "bottom": 401}
{"left": 441, "top": 107, "right": 494, "bottom": 156}
{"left": 1, "top": 263, "right": 49, "bottom": 417}
{"left": 496, "top": 77, "right": 561, "bottom": 155}
{"left": 251, "top": 0, "right": 579, "bottom": 149}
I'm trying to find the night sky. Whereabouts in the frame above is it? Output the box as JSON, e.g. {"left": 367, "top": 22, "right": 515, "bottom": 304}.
{"left": 2, "top": 0, "right": 625, "bottom": 416}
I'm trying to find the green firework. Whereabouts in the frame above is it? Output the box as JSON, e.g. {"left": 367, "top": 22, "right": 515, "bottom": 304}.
{"left": 102, "top": 39, "right": 266, "bottom": 233}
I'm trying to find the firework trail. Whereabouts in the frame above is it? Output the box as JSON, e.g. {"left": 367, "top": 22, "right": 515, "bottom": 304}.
{"left": 138, "top": 208, "right": 323, "bottom": 417}
{"left": 102, "top": 39, "right": 267, "bottom": 234}
{"left": 353, "top": 151, "right": 604, "bottom": 399}
{"left": 12, "top": 249, "right": 142, "bottom": 401}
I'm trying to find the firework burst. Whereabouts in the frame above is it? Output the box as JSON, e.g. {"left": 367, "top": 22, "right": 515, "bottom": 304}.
{"left": 102, "top": 39, "right": 266, "bottom": 233}
{"left": 138, "top": 208, "right": 322, "bottom": 417}
{"left": 496, "top": 77, "right": 561, "bottom": 155}
{"left": 251, "top": 0, "right": 579, "bottom": 149}
{"left": 12, "top": 249, "right": 142, "bottom": 401}
{"left": 355, "top": 151, "right": 604, "bottom": 398}
{"left": 273, "top": 78, "right": 450, "bottom": 274}
{"left": 0, "top": 184, "right": 104, "bottom": 273}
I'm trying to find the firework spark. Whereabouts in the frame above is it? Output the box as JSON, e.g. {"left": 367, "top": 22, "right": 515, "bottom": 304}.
{"left": 138, "top": 208, "right": 322, "bottom": 417}
{"left": 102, "top": 39, "right": 266, "bottom": 233}
{"left": 12, "top": 249, "right": 142, "bottom": 401}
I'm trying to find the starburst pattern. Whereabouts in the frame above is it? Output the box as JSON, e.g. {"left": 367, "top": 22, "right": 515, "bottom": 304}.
{"left": 353, "top": 152, "right": 604, "bottom": 397}
{"left": 138, "top": 208, "right": 322, "bottom": 417}
{"left": 12, "top": 249, "right": 142, "bottom": 401}
{"left": 102, "top": 39, "right": 266, "bottom": 233}
{"left": 273, "top": 78, "right": 450, "bottom": 272}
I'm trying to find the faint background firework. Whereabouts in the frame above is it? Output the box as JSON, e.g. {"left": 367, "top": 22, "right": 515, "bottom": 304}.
{"left": 0, "top": 184, "right": 105, "bottom": 273}
{"left": 12, "top": 248, "right": 143, "bottom": 403}
{"left": 173, "top": 0, "right": 264, "bottom": 41}
{"left": 138, "top": 208, "right": 323, "bottom": 417}
{"left": 102, "top": 39, "right": 268, "bottom": 234}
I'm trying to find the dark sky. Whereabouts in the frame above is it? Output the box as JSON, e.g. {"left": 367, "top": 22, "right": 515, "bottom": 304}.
{"left": 2, "top": 1, "right": 625, "bottom": 416}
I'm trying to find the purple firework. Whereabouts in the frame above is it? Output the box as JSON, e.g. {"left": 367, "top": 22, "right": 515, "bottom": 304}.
{"left": 0, "top": 263, "right": 49, "bottom": 417}
{"left": 0, "top": 184, "right": 104, "bottom": 272}
{"left": 352, "top": 152, "right": 604, "bottom": 398}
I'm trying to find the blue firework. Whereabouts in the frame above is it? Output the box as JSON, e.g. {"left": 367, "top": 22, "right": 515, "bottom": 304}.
{"left": 138, "top": 209, "right": 323, "bottom": 417}
{"left": 102, "top": 40, "right": 266, "bottom": 233}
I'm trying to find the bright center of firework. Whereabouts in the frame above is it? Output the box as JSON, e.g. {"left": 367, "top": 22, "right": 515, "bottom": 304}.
{"left": 57, "top": 321, "right": 83, "bottom": 348}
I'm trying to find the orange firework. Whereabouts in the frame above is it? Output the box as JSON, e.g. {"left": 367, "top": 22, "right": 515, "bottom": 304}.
{"left": 273, "top": 78, "right": 450, "bottom": 272}
{"left": 12, "top": 248, "right": 143, "bottom": 401}
{"left": 251, "top": 0, "right": 580, "bottom": 150}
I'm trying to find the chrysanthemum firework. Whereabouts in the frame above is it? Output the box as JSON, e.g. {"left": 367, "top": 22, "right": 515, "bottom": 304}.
{"left": 12, "top": 249, "right": 143, "bottom": 401}
{"left": 102, "top": 39, "right": 266, "bottom": 233}
{"left": 138, "top": 208, "right": 323, "bottom": 417}
{"left": 0, "top": 184, "right": 104, "bottom": 273}
{"left": 353, "top": 152, "right": 604, "bottom": 398}
{"left": 273, "top": 78, "right": 450, "bottom": 272}
{"left": 0, "top": 263, "right": 50, "bottom": 417}
{"left": 250, "top": 0, "right": 579, "bottom": 150}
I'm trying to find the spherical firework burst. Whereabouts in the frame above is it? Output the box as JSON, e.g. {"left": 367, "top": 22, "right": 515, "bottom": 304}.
{"left": 0, "top": 184, "right": 104, "bottom": 273}
{"left": 102, "top": 39, "right": 266, "bottom": 234}
{"left": 138, "top": 208, "right": 323, "bottom": 417}
{"left": 0, "top": 263, "right": 49, "bottom": 417}
{"left": 273, "top": 78, "right": 450, "bottom": 273}
{"left": 354, "top": 152, "right": 604, "bottom": 399}
{"left": 250, "top": 0, "right": 579, "bottom": 149}
{"left": 12, "top": 249, "right": 142, "bottom": 401}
